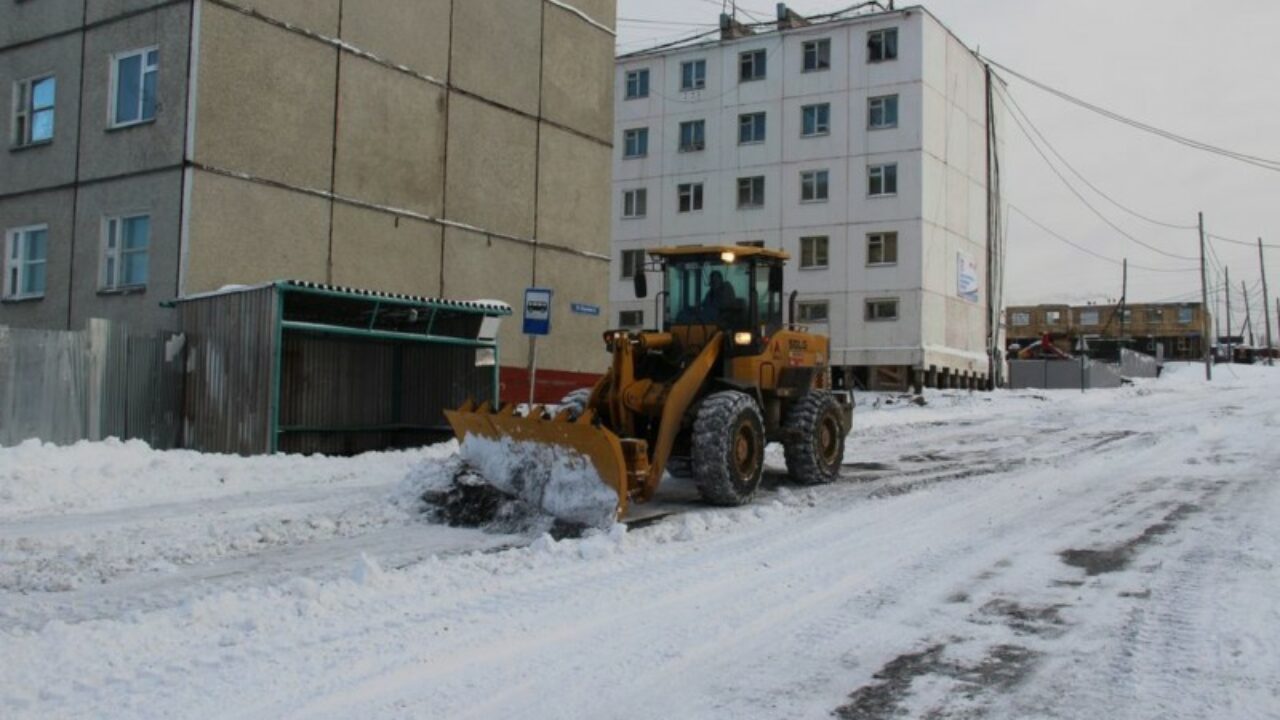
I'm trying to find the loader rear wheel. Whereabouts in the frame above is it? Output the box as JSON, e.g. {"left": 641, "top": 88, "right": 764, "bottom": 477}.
{"left": 692, "top": 391, "right": 765, "bottom": 505}
{"left": 783, "top": 390, "right": 846, "bottom": 485}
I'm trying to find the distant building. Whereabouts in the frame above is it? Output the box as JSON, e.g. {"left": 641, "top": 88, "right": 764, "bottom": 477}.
{"left": 1005, "top": 302, "right": 1211, "bottom": 361}
{"left": 611, "top": 4, "right": 1007, "bottom": 391}
{"left": 0, "top": 0, "right": 617, "bottom": 400}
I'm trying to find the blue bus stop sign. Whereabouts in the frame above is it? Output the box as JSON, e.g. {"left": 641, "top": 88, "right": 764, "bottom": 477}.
{"left": 523, "top": 288, "right": 553, "bottom": 336}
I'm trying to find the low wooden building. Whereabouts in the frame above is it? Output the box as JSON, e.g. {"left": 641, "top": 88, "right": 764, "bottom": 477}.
{"left": 1006, "top": 302, "right": 1211, "bottom": 361}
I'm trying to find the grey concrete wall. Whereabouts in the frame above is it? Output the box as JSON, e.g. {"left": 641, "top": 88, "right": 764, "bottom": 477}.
{"left": 450, "top": 0, "right": 543, "bottom": 116}
{"left": 0, "top": 189, "right": 75, "bottom": 329}
{"left": 70, "top": 169, "right": 183, "bottom": 330}
{"left": 0, "top": 0, "right": 81, "bottom": 47}
{"left": 341, "top": 0, "right": 451, "bottom": 79}
{"left": 77, "top": 2, "right": 190, "bottom": 181}
{"left": 329, "top": 204, "right": 442, "bottom": 297}
{"left": 445, "top": 93, "right": 539, "bottom": 238}
{"left": 0, "top": 32, "right": 82, "bottom": 195}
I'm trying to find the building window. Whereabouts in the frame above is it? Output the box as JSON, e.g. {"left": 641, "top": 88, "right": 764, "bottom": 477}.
{"left": 798, "top": 300, "right": 829, "bottom": 323}
{"left": 738, "top": 240, "right": 765, "bottom": 248}
{"left": 800, "top": 170, "right": 829, "bottom": 203}
{"left": 4, "top": 225, "right": 48, "bottom": 300}
{"left": 1146, "top": 307, "right": 1164, "bottom": 322}
{"left": 619, "top": 310, "right": 644, "bottom": 328}
{"left": 1178, "top": 307, "right": 1194, "bottom": 325}
{"left": 677, "top": 182, "right": 704, "bottom": 213}
{"left": 868, "top": 163, "right": 897, "bottom": 196}
{"left": 865, "top": 298, "right": 899, "bottom": 321}
{"left": 110, "top": 47, "right": 158, "bottom": 128}
{"left": 867, "top": 28, "right": 898, "bottom": 63}
{"left": 739, "top": 49, "right": 766, "bottom": 82}
{"left": 1012, "top": 312, "right": 1031, "bottom": 327}
{"left": 623, "top": 127, "right": 648, "bottom": 158}
{"left": 1079, "top": 309, "right": 1100, "bottom": 326}
{"left": 738, "top": 112, "right": 766, "bottom": 144}
{"left": 801, "top": 103, "right": 830, "bottom": 137}
{"left": 800, "top": 236, "right": 828, "bottom": 269}
{"left": 622, "top": 188, "right": 647, "bottom": 219}
{"left": 680, "top": 59, "right": 706, "bottom": 91}
{"left": 1045, "top": 310, "right": 1062, "bottom": 325}
{"left": 737, "top": 176, "right": 765, "bottom": 209}
{"left": 868, "top": 94, "right": 898, "bottom": 129}
{"left": 625, "top": 68, "right": 650, "bottom": 99}
{"left": 102, "top": 214, "right": 149, "bottom": 290}
{"left": 867, "top": 232, "right": 898, "bottom": 265}
{"left": 802, "top": 39, "right": 831, "bottom": 72}
{"left": 13, "top": 75, "right": 55, "bottom": 146}
{"left": 678, "top": 119, "right": 705, "bottom": 152}
{"left": 620, "top": 249, "right": 646, "bottom": 280}
{"left": 1177, "top": 336, "right": 1189, "bottom": 352}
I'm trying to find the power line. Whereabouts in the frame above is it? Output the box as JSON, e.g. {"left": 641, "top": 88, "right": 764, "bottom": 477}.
{"left": 1008, "top": 204, "right": 1198, "bottom": 274}
{"left": 995, "top": 86, "right": 1198, "bottom": 262}
{"left": 1208, "top": 232, "right": 1280, "bottom": 250}
{"left": 983, "top": 56, "right": 1280, "bottom": 173}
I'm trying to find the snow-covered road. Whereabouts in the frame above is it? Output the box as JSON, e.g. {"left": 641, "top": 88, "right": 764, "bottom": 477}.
{"left": 3, "top": 364, "right": 1278, "bottom": 719}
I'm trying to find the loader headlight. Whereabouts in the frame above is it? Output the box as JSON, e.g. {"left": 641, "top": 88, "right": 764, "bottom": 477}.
{"left": 720, "top": 251, "right": 737, "bottom": 263}
{"left": 734, "top": 332, "right": 753, "bottom": 346}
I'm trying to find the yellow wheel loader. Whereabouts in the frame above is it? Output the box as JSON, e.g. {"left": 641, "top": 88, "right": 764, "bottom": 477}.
{"left": 444, "top": 246, "right": 852, "bottom": 526}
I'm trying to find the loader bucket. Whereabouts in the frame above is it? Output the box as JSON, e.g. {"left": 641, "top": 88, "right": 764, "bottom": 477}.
{"left": 443, "top": 401, "right": 631, "bottom": 527}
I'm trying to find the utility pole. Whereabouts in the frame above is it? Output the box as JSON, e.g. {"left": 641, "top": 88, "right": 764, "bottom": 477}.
{"left": 1225, "top": 265, "right": 1233, "bottom": 363}
{"left": 1119, "top": 258, "right": 1128, "bottom": 346}
{"left": 1198, "top": 212, "right": 1212, "bottom": 380}
{"left": 1260, "top": 238, "right": 1274, "bottom": 366}
{"left": 1242, "top": 281, "right": 1254, "bottom": 347}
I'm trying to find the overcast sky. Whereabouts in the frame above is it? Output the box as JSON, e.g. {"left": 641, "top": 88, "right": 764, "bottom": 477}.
{"left": 615, "top": 0, "right": 1280, "bottom": 330}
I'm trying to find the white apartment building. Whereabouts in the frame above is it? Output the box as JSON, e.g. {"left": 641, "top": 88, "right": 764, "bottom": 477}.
{"left": 611, "top": 5, "right": 1005, "bottom": 390}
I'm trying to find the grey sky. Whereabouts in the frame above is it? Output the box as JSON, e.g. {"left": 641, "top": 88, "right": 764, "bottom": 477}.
{"left": 616, "top": 0, "right": 1280, "bottom": 326}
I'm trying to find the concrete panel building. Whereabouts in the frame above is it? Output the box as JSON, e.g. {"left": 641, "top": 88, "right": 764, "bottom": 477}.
{"left": 1, "top": 0, "right": 616, "bottom": 400}
{"left": 611, "top": 5, "right": 1006, "bottom": 391}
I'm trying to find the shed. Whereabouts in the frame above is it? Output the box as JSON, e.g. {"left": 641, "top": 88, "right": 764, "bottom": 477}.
{"left": 167, "top": 281, "right": 511, "bottom": 456}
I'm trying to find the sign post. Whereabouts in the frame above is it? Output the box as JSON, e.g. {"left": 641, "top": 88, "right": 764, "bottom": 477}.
{"left": 522, "top": 288, "right": 553, "bottom": 408}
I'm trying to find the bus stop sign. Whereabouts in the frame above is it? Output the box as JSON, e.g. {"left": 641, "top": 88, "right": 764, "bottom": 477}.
{"left": 523, "top": 288, "right": 553, "bottom": 336}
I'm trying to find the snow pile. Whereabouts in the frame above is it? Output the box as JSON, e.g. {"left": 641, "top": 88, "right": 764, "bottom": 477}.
{"left": 457, "top": 434, "right": 620, "bottom": 529}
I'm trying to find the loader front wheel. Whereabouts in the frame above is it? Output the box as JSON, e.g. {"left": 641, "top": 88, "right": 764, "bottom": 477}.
{"left": 783, "top": 390, "right": 846, "bottom": 485}
{"left": 692, "top": 391, "right": 765, "bottom": 506}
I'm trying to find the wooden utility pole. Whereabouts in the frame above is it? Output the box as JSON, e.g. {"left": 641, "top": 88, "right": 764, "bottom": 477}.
{"left": 1225, "top": 265, "right": 1233, "bottom": 363}
{"left": 1119, "top": 258, "right": 1128, "bottom": 343}
{"left": 1198, "top": 213, "right": 1212, "bottom": 380}
{"left": 1261, "top": 238, "right": 1274, "bottom": 366}
{"left": 1242, "top": 281, "right": 1254, "bottom": 347}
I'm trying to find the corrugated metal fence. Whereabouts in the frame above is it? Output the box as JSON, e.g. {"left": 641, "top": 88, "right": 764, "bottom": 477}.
{"left": 0, "top": 319, "right": 184, "bottom": 448}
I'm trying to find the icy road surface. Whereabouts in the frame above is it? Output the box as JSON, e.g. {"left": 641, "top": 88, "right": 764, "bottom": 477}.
{"left": 2, "top": 363, "right": 1278, "bottom": 719}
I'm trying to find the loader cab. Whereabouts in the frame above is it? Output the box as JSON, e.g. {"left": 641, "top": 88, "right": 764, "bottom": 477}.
{"left": 643, "top": 246, "right": 788, "bottom": 354}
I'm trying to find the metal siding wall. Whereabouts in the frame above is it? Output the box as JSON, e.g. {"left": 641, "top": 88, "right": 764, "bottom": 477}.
{"left": 177, "top": 286, "right": 277, "bottom": 455}
{"left": 0, "top": 327, "right": 90, "bottom": 445}
{"left": 126, "top": 334, "right": 187, "bottom": 449}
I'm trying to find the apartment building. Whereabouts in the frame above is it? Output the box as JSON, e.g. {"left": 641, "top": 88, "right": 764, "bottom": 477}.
{"left": 611, "top": 4, "right": 1005, "bottom": 390}
{"left": 1, "top": 0, "right": 616, "bottom": 398}
{"left": 1006, "top": 302, "right": 1211, "bottom": 361}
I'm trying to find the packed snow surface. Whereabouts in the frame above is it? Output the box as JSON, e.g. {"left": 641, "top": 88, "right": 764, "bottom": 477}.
{"left": 2, "top": 363, "right": 1279, "bottom": 718}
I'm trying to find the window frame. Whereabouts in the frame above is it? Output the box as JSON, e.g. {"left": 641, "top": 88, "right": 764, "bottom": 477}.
{"left": 1045, "top": 310, "right": 1062, "bottom": 325}
{"left": 802, "top": 38, "right": 831, "bottom": 73}
{"left": 865, "top": 297, "right": 899, "bottom": 322}
{"left": 1146, "top": 307, "right": 1163, "bottom": 323}
{"left": 1011, "top": 312, "right": 1031, "bottom": 327}
{"left": 680, "top": 59, "right": 707, "bottom": 91}
{"left": 622, "top": 127, "right": 649, "bottom": 159}
{"left": 868, "top": 163, "right": 898, "bottom": 197}
{"left": 738, "top": 111, "right": 766, "bottom": 145}
{"left": 868, "top": 94, "right": 898, "bottom": 130}
{"left": 797, "top": 300, "right": 829, "bottom": 323}
{"left": 677, "top": 182, "right": 704, "bottom": 213}
{"left": 13, "top": 73, "right": 56, "bottom": 147}
{"left": 108, "top": 45, "right": 159, "bottom": 129}
{"left": 1178, "top": 307, "right": 1194, "bottom": 325}
{"left": 619, "top": 309, "right": 645, "bottom": 328}
{"left": 739, "top": 49, "right": 767, "bottom": 82}
{"left": 678, "top": 119, "right": 706, "bottom": 153}
{"left": 800, "top": 169, "right": 829, "bottom": 204}
{"left": 620, "top": 248, "right": 646, "bottom": 280}
{"left": 1079, "top": 309, "right": 1100, "bottom": 326}
{"left": 799, "top": 235, "right": 829, "bottom": 270}
{"left": 737, "top": 175, "right": 765, "bottom": 210}
{"left": 867, "top": 28, "right": 898, "bottom": 63}
{"left": 866, "top": 231, "right": 898, "bottom": 266}
{"left": 624, "top": 68, "right": 650, "bottom": 100}
{"left": 100, "top": 213, "right": 150, "bottom": 291}
{"left": 801, "top": 103, "right": 830, "bottom": 138}
{"left": 622, "top": 188, "right": 647, "bottom": 219}
{"left": 3, "top": 224, "right": 49, "bottom": 301}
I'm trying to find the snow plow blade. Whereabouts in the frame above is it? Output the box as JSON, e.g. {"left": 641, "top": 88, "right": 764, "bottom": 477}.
{"left": 443, "top": 400, "right": 634, "bottom": 527}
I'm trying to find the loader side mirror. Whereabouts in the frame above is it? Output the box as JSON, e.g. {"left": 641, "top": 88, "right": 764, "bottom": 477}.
{"left": 768, "top": 264, "right": 783, "bottom": 294}
{"left": 634, "top": 269, "right": 648, "bottom": 299}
